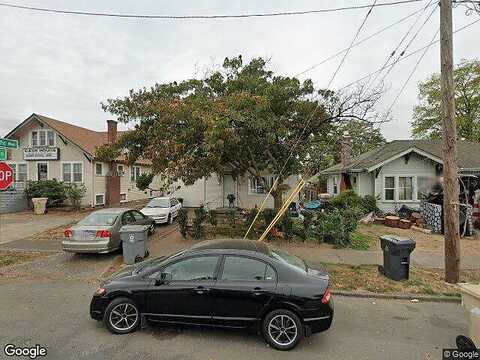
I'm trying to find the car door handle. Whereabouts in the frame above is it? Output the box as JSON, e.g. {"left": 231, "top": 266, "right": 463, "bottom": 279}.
{"left": 252, "top": 287, "right": 266, "bottom": 296}
{"left": 194, "top": 286, "right": 209, "bottom": 295}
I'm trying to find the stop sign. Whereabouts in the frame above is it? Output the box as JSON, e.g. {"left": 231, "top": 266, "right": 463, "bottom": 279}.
{"left": 0, "top": 162, "right": 14, "bottom": 190}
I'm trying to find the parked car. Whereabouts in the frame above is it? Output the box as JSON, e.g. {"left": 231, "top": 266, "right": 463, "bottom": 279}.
{"left": 62, "top": 208, "right": 155, "bottom": 254}
{"left": 140, "top": 196, "right": 182, "bottom": 224}
{"left": 90, "top": 239, "right": 333, "bottom": 350}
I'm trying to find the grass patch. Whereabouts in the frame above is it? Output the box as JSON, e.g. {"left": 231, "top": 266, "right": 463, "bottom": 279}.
{"left": 0, "top": 250, "right": 44, "bottom": 268}
{"left": 322, "top": 263, "right": 480, "bottom": 296}
{"left": 349, "top": 231, "right": 375, "bottom": 250}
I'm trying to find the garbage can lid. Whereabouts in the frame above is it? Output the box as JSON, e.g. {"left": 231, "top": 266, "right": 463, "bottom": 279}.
{"left": 379, "top": 235, "right": 414, "bottom": 243}
{"left": 120, "top": 225, "right": 150, "bottom": 233}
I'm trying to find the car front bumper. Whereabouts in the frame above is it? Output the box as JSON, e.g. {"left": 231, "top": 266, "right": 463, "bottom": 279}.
{"left": 90, "top": 295, "right": 109, "bottom": 320}
{"left": 149, "top": 216, "right": 168, "bottom": 224}
{"left": 62, "top": 239, "right": 117, "bottom": 253}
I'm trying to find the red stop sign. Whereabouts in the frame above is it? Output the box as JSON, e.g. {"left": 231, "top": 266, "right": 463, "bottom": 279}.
{"left": 0, "top": 162, "right": 14, "bottom": 190}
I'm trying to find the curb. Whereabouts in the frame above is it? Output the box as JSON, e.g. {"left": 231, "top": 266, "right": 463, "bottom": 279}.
{"left": 333, "top": 290, "right": 461, "bottom": 303}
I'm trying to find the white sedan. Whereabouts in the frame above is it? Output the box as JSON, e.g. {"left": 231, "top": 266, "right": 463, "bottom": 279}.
{"left": 140, "top": 197, "right": 182, "bottom": 224}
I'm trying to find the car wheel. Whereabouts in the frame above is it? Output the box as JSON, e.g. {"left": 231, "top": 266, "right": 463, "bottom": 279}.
{"left": 148, "top": 224, "right": 155, "bottom": 235}
{"left": 104, "top": 297, "right": 140, "bottom": 335}
{"left": 262, "top": 309, "right": 303, "bottom": 351}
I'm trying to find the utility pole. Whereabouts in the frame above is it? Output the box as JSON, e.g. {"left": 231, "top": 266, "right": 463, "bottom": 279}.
{"left": 440, "top": 0, "right": 460, "bottom": 284}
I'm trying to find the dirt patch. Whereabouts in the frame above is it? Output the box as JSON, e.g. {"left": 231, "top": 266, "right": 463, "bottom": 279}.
{"left": 0, "top": 250, "right": 48, "bottom": 268}
{"left": 358, "top": 223, "right": 480, "bottom": 254}
{"left": 323, "top": 263, "right": 480, "bottom": 297}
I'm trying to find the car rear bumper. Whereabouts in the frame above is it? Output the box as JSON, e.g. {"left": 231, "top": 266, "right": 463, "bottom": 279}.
{"left": 62, "top": 239, "right": 117, "bottom": 253}
{"left": 302, "top": 299, "right": 334, "bottom": 334}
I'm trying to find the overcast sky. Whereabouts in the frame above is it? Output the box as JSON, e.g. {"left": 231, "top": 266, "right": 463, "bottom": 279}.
{"left": 0, "top": 0, "right": 478, "bottom": 139}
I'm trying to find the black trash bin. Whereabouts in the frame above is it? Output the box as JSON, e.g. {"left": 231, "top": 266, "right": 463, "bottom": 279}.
{"left": 379, "top": 235, "right": 416, "bottom": 281}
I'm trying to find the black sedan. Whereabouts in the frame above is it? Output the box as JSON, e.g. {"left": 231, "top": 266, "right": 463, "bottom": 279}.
{"left": 90, "top": 239, "right": 333, "bottom": 350}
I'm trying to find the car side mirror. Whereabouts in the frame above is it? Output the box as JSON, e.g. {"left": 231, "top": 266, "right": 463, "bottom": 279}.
{"left": 155, "top": 272, "right": 172, "bottom": 286}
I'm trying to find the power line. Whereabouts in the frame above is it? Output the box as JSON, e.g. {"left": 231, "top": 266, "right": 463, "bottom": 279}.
{"left": 373, "top": 2, "right": 438, "bottom": 86}
{"left": 337, "top": 18, "right": 480, "bottom": 90}
{"left": 326, "top": 0, "right": 379, "bottom": 89}
{"left": 0, "top": 0, "right": 426, "bottom": 19}
{"left": 362, "top": 0, "right": 436, "bottom": 92}
{"left": 384, "top": 28, "right": 440, "bottom": 116}
{"left": 295, "top": 2, "right": 435, "bottom": 77}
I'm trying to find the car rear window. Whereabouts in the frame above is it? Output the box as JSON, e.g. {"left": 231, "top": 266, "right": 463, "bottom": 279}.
{"left": 78, "top": 213, "right": 118, "bottom": 226}
{"left": 270, "top": 247, "right": 307, "bottom": 272}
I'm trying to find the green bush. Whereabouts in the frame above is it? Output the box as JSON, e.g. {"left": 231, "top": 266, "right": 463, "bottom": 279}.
{"left": 316, "top": 207, "right": 363, "bottom": 248}
{"left": 135, "top": 173, "right": 154, "bottom": 191}
{"left": 193, "top": 207, "right": 207, "bottom": 239}
{"left": 208, "top": 209, "right": 218, "bottom": 227}
{"left": 331, "top": 190, "right": 379, "bottom": 214}
{"left": 246, "top": 208, "right": 259, "bottom": 227}
{"left": 25, "top": 180, "right": 66, "bottom": 207}
{"left": 281, "top": 211, "right": 294, "bottom": 241}
{"left": 301, "top": 210, "right": 315, "bottom": 241}
{"left": 227, "top": 209, "right": 236, "bottom": 228}
{"left": 64, "top": 183, "right": 86, "bottom": 210}
{"left": 177, "top": 208, "right": 188, "bottom": 238}
{"left": 262, "top": 209, "right": 276, "bottom": 228}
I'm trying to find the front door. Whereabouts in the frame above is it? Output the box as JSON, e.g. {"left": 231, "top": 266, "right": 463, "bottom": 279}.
{"left": 210, "top": 255, "right": 277, "bottom": 328}
{"left": 145, "top": 255, "right": 220, "bottom": 325}
{"left": 223, "top": 175, "right": 236, "bottom": 207}
{"left": 37, "top": 162, "right": 48, "bottom": 181}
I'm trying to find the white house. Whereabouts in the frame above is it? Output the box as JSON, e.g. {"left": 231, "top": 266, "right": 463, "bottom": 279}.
{"left": 319, "top": 136, "right": 480, "bottom": 213}
{"left": 3, "top": 113, "right": 161, "bottom": 209}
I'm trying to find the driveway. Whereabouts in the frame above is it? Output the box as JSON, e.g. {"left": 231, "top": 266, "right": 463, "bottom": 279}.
{"left": 0, "top": 210, "right": 88, "bottom": 245}
{"left": 0, "top": 278, "right": 465, "bottom": 360}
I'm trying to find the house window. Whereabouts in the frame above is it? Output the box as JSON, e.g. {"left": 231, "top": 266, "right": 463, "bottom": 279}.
{"left": 333, "top": 176, "right": 338, "bottom": 195}
{"left": 37, "top": 162, "right": 48, "bottom": 181}
{"left": 95, "top": 194, "right": 105, "bottom": 206}
{"left": 120, "top": 193, "right": 127, "bottom": 203}
{"left": 95, "top": 163, "right": 103, "bottom": 176}
{"left": 398, "top": 176, "right": 413, "bottom": 201}
{"left": 17, "top": 163, "right": 28, "bottom": 182}
{"left": 384, "top": 176, "right": 395, "bottom": 201}
{"left": 62, "top": 162, "right": 83, "bottom": 183}
{"left": 31, "top": 130, "right": 55, "bottom": 147}
{"left": 248, "top": 176, "right": 274, "bottom": 194}
{"left": 131, "top": 166, "right": 141, "bottom": 182}
{"left": 117, "top": 165, "right": 125, "bottom": 176}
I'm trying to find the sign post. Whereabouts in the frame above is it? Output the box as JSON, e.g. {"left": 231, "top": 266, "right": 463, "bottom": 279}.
{"left": 0, "top": 148, "right": 6, "bottom": 161}
{"left": 0, "top": 162, "right": 14, "bottom": 190}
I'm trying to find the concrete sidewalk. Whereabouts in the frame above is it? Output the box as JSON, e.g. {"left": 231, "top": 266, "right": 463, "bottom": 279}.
{"left": 0, "top": 210, "right": 87, "bottom": 245}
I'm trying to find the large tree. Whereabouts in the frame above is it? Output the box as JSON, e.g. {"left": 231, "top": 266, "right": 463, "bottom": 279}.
{"left": 99, "top": 56, "right": 383, "bottom": 208}
{"left": 411, "top": 59, "right": 480, "bottom": 140}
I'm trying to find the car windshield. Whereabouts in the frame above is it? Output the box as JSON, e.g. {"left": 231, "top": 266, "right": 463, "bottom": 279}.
{"left": 270, "top": 247, "right": 307, "bottom": 272}
{"left": 78, "top": 213, "right": 118, "bottom": 226}
{"left": 135, "top": 249, "right": 187, "bottom": 274}
{"left": 146, "top": 198, "right": 169, "bottom": 208}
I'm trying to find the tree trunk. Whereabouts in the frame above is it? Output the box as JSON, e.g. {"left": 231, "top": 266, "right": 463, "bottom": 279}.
{"left": 272, "top": 190, "right": 283, "bottom": 210}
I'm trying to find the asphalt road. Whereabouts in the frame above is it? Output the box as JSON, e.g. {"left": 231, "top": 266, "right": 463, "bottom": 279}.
{"left": 0, "top": 278, "right": 466, "bottom": 360}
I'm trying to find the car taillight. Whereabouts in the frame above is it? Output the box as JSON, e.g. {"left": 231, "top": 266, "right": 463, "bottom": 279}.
{"left": 321, "top": 287, "right": 332, "bottom": 304}
{"left": 96, "top": 230, "right": 112, "bottom": 238}
{"left": 64, "top": 229, "right": 73, "bottom": 238}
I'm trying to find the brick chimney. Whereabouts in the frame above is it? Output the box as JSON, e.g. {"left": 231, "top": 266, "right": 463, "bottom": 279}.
{"left": 340, "top": 131, "right": 352, "bottom": 170}
{"left": 107, "top": 120, "right": 117, "bottom": 144}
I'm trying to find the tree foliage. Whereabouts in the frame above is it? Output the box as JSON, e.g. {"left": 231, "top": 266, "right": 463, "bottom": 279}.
{"left": 100, "top": 55, "right": 383, "bottom": 208}
{"left": 411, "top": 59, "right": 480, "bottom": 140}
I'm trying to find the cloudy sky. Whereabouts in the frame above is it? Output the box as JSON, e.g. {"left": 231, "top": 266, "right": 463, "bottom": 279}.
{"left": 0, "top": 0, "right": 478, "bottom": 139}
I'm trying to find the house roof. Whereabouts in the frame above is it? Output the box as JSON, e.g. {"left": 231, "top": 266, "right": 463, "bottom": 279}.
{"left": 320, "top": 140, "right": 480, "bottom": 174}
{"left": 6, "top": 113, "right": 150, "bottom": 165}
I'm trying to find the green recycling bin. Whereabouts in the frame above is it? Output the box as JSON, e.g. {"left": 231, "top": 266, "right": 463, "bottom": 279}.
{"left": 379, "top": 235, "right": 416, "bottom": 281}
{"left": 120, "top": 225, "right": 150, "bottom": 265}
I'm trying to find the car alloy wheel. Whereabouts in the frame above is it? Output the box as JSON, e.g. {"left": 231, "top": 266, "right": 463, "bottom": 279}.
{"left": 262, "top": 309, "right": 303, "bottom": 350}
{"left": 104, "top": 298, "right": 140, "bottom": 334}
{"left": 268, "top": 314, "right": 298, "bottom": 347}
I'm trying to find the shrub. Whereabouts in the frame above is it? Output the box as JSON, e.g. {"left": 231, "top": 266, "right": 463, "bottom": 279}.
{"left": 177, "top": 208, "right": 188, "bottom": 238}
{"left": 246, "top": 208, "right": 259, "bottom": 227}
{"left": 281, "top": 211, "right": 294, "bottom": 241}
{"left": 64, "top": 183, "right": 86, "bottom": 210}
{"left": 262, "top": 209, "right": 276, "bottom": 227}
{"left": 25, "top": 180, "right": 66, "bottom": 207}
{"left": 330, "top": 190, "right": 363, "bottom": 210}
{"left": 316, "top": 207, "right": 363, "bottom": 247}
{"left": 193, "top": 207, "right": 207, "bottom": 239}
{"left": 135, "top": 173, "right": 154, "bottom": 191}
{"left": 208, "top": 209, "right": 218, "bottom": 227}
{"left": 227, "top": 209, "right": 236, "bottom": 228}
{"left": 301, "top": 210, "right": 315, "bottom": 241}
{"left": 360, "top": 195, "right": 379, "bottom": 214}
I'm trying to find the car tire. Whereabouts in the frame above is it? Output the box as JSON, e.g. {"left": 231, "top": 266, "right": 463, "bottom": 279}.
{"left": 262, "top": 309, "right": 303, "bottom": 351}
{"left": 104, "top": 297, "right": 140, "bottom": 335}
{"left": 148, "top": 225, "right": 155, "bottom": 235}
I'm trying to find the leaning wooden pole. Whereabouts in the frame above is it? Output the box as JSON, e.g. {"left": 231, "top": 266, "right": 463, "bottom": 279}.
{"left": 440, "top": 0, "right": 460, "bottom": 283}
